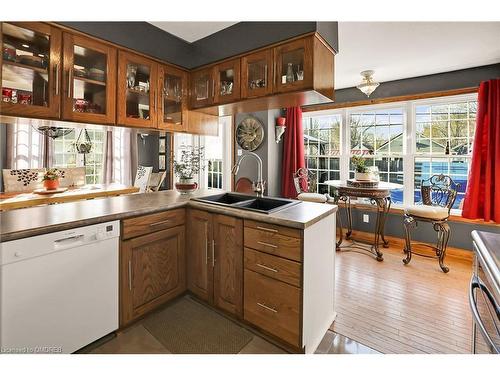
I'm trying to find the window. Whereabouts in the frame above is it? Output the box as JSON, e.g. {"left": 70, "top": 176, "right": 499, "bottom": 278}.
{"left": 173, "top": 117, "right": 231, "bottom": 190}
{"left": 207, "top": 159, "right": 223, "bottom": 188}
{"left": 303, "top": 93, "right": 477, "bottom": 212}
{"left": 52, "top": 129, "right": 106, "bottom": 184}
{"left": 414, "top": 99, "right": 477, "bottom": 209}
{"left": 349, "top": 108, "right": 404, "bottom": 204}
{"left": 303, "top": 114, "right": 341, "bottom": 194}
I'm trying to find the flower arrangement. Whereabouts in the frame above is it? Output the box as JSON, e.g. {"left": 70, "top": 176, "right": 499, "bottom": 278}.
{"left": 351, "top": 155, "right": 368, "bottom": 173}
{"left": 173, "top": 146, "right": 205, "bottom": 179}
{"left": 42, "top": 168, "right": 63, "bottom": 190}
{"left": 173, "top": 146, "right": 205, "bottom": 194}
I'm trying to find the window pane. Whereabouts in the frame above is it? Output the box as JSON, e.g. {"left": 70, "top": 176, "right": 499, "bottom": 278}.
{"left": 303, "top": 114, "right": 341, "bottom": 193}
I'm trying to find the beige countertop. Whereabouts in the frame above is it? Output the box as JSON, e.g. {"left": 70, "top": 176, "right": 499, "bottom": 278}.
{"left": 0, "top": 189, "right": 337, "bottom": 242}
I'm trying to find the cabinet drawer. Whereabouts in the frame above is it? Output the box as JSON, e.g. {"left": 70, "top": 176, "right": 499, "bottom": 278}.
{"left": 244, "top": 220, "right": 301, "bottom": 238}
{"left": 244, "top": 248, "right": 301, "bottom": 287}
{"left": 122, "top": 209, "right": 185, "bottom": 239}
{"left": 244, "top": 227, "right": 302, "bottom": 262}
{"left": 244, "top": 269, "right": 301, "bottom": 348}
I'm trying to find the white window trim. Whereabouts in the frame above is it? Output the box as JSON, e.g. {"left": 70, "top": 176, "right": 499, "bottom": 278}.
{"left": 303, "top": 92, "right": 478, "bottom": 211}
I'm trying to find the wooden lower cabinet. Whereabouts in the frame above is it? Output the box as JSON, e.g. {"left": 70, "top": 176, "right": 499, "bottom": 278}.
{"left": 244, "top": 269, "right": 301, "bottom": 348}
{"left": 187, "top": 208, "right": 243, "bottom": 317}
{"left": 120, "top": 224, "right": 186, "bottom": 326}
{"left": 186, "top": 209, "right": 213, "bottom": 302}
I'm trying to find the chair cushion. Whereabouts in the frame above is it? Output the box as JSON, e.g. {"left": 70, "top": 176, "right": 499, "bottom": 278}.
{"left": 297, "top": 192, "right": 327, "bottom": 203}
{"left": 57, "top": 167, "right": 86, "bottom": 188}
{"left": 2, "top": 168, "right": 45, "bottom": 192}
{"left": 405, "top": 205, "right": 449, "bottom": 220}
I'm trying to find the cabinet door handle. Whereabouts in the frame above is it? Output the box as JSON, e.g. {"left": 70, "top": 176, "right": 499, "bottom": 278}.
{"left": 212, "top": 239, "right": 215, "bottom": 267}
{"left": 149, "top": 219, "right": 170, "bottom": 227}
{"left": 205, "top": 236, "right": 208, "bottom": 265}
{"left": 212, "top": 79, "right": 215, "bottom": 99}
{"left": 256, "top": 263, "right": 278, "bottom": 273}
{"left": 128, "top": 260, "right": 132, "bottom": 291}
{"left": 257, "top": 241, "right": 278, "bottom": 249}
{"left": 257, "top": 302, "right": 278, "bottom": 313}
{"left": 256, "top": 226, "right": 277, "bottom": 233}
{"left": 153, "top": 91, "right": 157, "bottom": 112}
{"left": 67, "top": 69, "right": 72, "bottom": 98}
{"left": 54, "top": 64, "right": 59, "bottom": 95}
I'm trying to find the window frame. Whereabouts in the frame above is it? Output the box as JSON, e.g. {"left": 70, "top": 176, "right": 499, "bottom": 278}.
{"left": 302, "top": 92, "right": 477, "bottom": 213}
{"left": 52, "top": 128, "right": 106, "bottom": 184}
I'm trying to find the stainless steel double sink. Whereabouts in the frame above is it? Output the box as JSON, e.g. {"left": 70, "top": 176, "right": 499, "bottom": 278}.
{"left": 191, "top": 193, "right": 300, "bottom": 214}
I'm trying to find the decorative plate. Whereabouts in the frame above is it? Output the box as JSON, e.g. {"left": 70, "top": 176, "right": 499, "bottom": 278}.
{"left": 33, "top": 188, "right": 68, "bottom": 195}
{"left": 236, "top": 116, "right": 264, "bottom": 151}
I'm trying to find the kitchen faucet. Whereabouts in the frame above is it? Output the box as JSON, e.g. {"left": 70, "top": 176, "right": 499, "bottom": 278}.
{"left": 231, "top": 152, "right": 265, "bottom": 197}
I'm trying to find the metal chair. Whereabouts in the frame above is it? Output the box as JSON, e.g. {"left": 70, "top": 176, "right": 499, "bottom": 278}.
{"left": 402, "top": 174, "right": 460, "bottom": 273}
{"left": 293, "top": 167, "right": 334, "bottom": 203}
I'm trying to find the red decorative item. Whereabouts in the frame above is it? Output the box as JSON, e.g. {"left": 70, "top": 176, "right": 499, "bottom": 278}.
{"left": 462, "top": 79, "right": 500, "bottom": 223}
{"left": 43, "top": 179, "right": 60, "bottom": 190}
{"left": 276, "top": 116, "right": 286, "bottom": 126}
{"left": 281, "top": 107, "right": 305, "bottom": 199}
{"left": 175, "top": 179, "right": 198, "bottom": 195}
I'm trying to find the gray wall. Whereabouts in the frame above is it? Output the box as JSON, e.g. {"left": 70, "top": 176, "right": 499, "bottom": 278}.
{"left": 234, "top": 110, "right": 283, "bottom": 197}
{"left": 330, "top": 63, "right": 500, "bottom": 105}
{"left": 60, "top": 22, "right": 339, "bottom": 70}
{"left": 343, "top": 207, "right": 500, "bottom": 251}
{"left": 137, "top": 132, "right": 159, "bottom": 172}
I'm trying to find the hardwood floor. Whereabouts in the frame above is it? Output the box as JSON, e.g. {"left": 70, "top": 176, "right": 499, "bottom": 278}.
{"left": 331, "top": 242, "right": 473, "bottom": 354}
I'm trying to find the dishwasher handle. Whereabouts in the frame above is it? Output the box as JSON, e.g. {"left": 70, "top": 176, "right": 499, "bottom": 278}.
{"left": 54, "top": 234, "right": 85, "bottom": 249}
{"left": 469, "top": 275, "right": 500, "bottom": 354}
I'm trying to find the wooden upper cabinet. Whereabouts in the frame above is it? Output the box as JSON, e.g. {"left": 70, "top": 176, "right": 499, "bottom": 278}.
{"left": 273, "top": 36, "right": 313, "bottom": 94}
{"left": 241, "top": 49, "right": 273, "bottom": 99}
{"left": 62, "top": 32, "right": 116, "bottom": 124}
{"left": 117, "top": 50, "right": 158, "bottom": 128}
{"left": 190, "top": 67, "right": 213, "bottom": 109}
{"left": 187, "top": 209, "right": 213, "bottom": 303}
{"left": 213, "top": 214, "right": 243, "bottom": 317}
{"left": 213, "top": 58, "right": 240, "bottom": 104}
{"left": 157, "top": 64, "right": 188, "bottom": 132}
{"left": 1, "top": 22, "right": 61, "bottom": 119}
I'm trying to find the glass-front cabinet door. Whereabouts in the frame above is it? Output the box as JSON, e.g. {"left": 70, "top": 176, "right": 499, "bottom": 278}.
{"left": 62, "top": 33, "right": 116, "bottom": 124}
{"left": 1, "top": 22, "right": 61, "bottom": 118}
{"left": 241, "top": 49, "right": 273, "bottom": 99}
{"left": 190, "top": 67, "right": 213, "bottom": 108}
{"left": 274, "top": 37, "right": 313, "bottom": 94}
{"left": 213, "top": 58, "right": 240, "bottom": 104}
{"left": 158, "top": 64, "right": 187, "bottom": 132}
{"left": 117, "top": 51, "right": 157, "bottom": 128}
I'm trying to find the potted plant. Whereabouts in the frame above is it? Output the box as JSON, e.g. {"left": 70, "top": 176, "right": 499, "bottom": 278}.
{"left": 42, "top": 168, "right": 62, "bottom": 190}
{"left": 173, "top": 146, "right": 205, "bottom": 194}
{"left": 351, "top": 155, "right": 371, "bottom": 181}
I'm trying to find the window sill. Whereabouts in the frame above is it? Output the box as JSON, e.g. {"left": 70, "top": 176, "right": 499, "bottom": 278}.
{"left": 337, "top": 201, "right": 499, "bottom": 227}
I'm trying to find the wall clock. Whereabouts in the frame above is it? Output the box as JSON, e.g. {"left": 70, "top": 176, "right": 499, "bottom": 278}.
{"left": 235, "top": 116, "right": 265, "bottom": 151}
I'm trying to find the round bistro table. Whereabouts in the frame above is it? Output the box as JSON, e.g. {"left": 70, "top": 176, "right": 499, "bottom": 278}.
{"left": 325, "top": 180, "right": 403, "bottom": 261}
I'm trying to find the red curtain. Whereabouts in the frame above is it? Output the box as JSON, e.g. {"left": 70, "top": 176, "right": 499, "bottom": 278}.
{"left": 281, "top": 107, "right": 305, "bottom": 199}
{"left": 462, "top": 79, "right": 500, "bottom": 222}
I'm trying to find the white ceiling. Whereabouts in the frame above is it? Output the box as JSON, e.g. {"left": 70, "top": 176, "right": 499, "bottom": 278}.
{"left": 336, "top": 22, "right": 500, "bottom": 89}
{"left": 149, "top": 22, "right": 237, "bottom": 43}
{"left": 149, "top": 21, "right": 500, "bottom": 88}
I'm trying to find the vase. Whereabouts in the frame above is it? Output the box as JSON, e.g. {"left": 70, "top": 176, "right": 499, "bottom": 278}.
{"left": 354, "top": 172, "right": 372, "bottom": 181}
{"left": 175, "top": 177, "right": 198, "bottom": 195}
{"left": 44, "top": 179, "right": 60, "bottom": 190}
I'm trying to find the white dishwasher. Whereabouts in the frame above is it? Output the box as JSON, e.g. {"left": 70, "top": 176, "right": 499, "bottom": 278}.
{"left": 0, "top": 221, "right": 120, "bottom": 354}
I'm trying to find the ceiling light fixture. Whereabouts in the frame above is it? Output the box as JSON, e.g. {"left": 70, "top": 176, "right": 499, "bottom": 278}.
{"left": 356, "top": 70, "right": 380, "bottom": 97}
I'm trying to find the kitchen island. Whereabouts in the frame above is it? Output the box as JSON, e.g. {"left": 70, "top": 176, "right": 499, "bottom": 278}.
{"left": 0, "top": 189, "right": 337, "bottom": 354}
